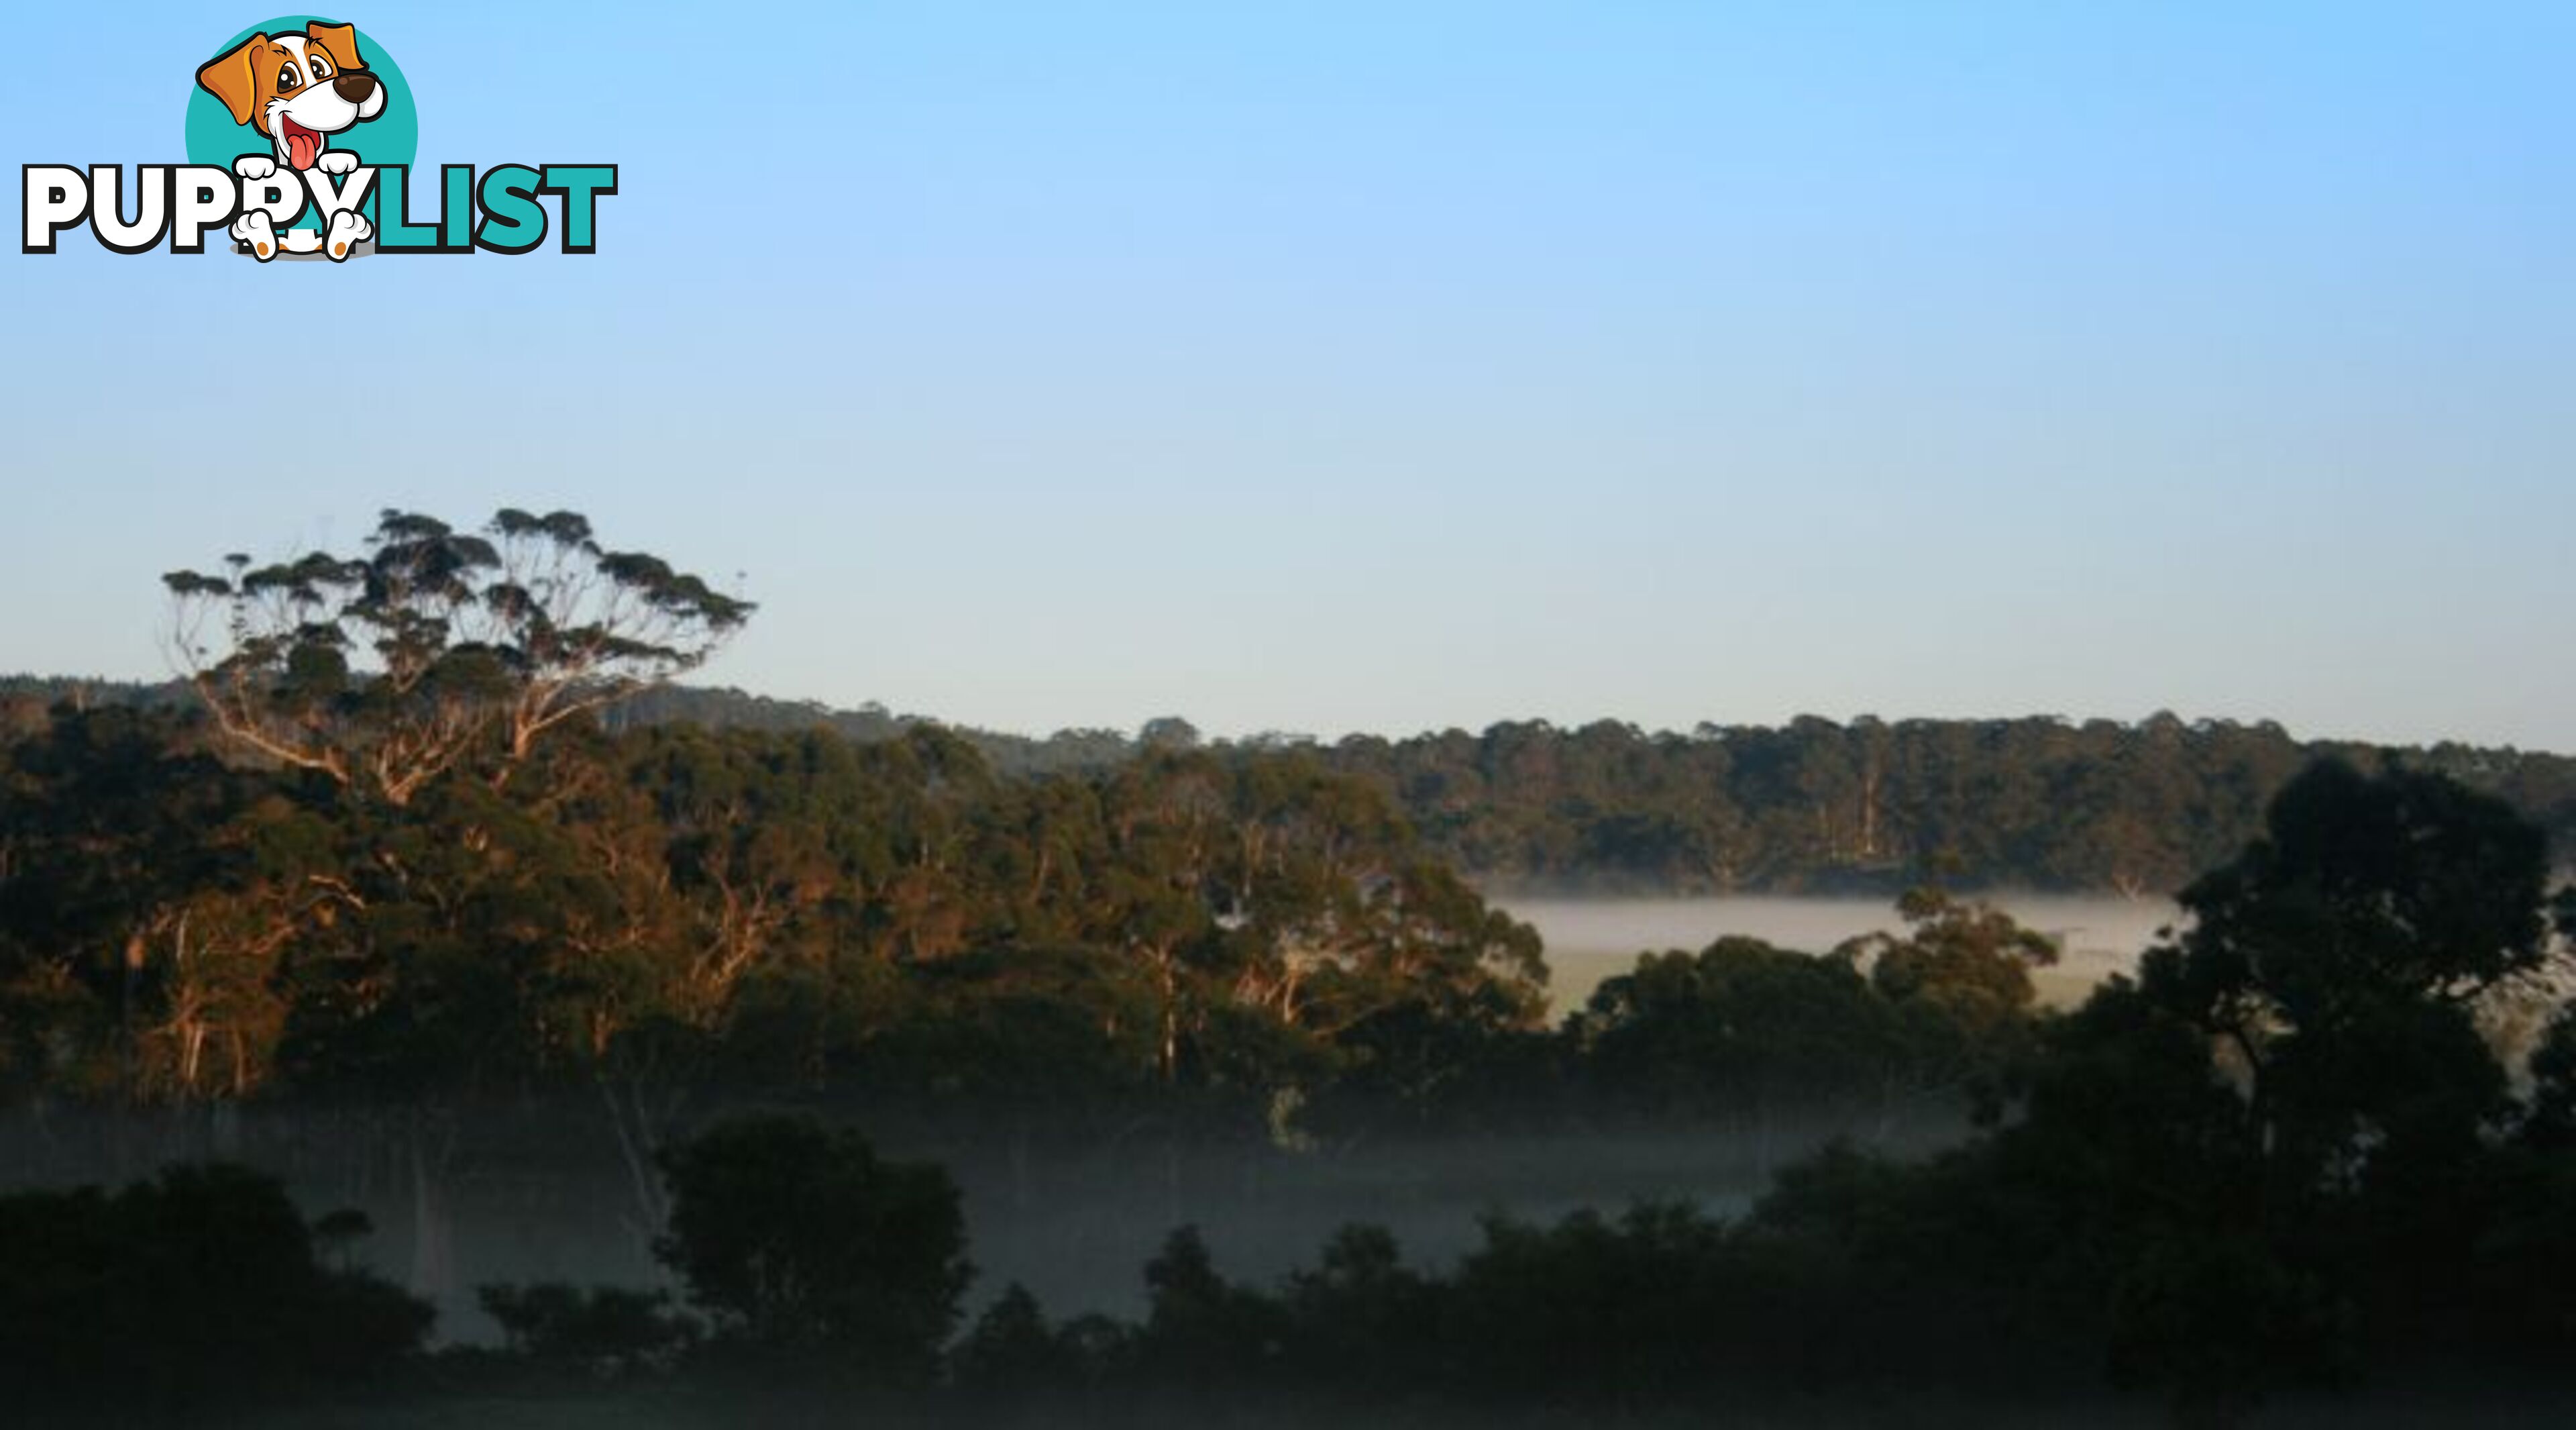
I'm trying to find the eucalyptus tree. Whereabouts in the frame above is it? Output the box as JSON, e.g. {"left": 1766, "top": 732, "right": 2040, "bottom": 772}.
{"left": 164, "top": 508, "right": 752, "bottom": 805}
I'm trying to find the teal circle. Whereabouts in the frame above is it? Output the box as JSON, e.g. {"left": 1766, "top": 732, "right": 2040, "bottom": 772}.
{"left": 184, "top": 16, "right": 418, "bottom": 235}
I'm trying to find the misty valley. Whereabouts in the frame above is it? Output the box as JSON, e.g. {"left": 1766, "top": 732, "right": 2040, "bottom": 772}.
{"left": 3, "top": 509, "right": 2575, "bottom": 1428}
{"left": 1507, "top": 894, "right": 2182, "bottom": 1013}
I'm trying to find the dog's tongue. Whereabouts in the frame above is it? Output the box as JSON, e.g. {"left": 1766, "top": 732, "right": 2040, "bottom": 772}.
{"left": 284, "top": 123, "right": 321, "bottom": 171}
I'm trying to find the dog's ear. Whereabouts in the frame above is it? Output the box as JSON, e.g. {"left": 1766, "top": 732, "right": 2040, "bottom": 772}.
{"left": 195, "top": 32, "right": 268, "bottom": 127}
{"left": 305, "top": 21, "right": 366, "bottom": 73}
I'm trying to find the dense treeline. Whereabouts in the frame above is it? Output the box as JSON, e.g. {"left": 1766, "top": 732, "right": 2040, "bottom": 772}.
{"left": 488, "top": 693, "right": 2576, "bottom": 895}
{"left": 596, "top": 696, "right": 2576, "bottom": 895}
{"left": 0, "top": 703, "right": 1552, "bottom": 1120}
{"left": 1332, "top": 713, "right": 2576, "bottom": 896}
{"left": 0, "top": 697, "right": 2076, "bottom": 1144}
{"left": 17, "top": 674, "right": 2575, "bottom": 896}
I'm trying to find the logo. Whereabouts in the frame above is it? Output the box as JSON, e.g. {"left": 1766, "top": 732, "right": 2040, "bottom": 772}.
{"left": 22, "top": 15, "right": 616, "bottom": 262}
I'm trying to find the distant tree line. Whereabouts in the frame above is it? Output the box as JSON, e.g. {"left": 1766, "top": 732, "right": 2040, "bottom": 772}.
{"left": 1328, "top": 713, "right": 2576, "bottom": 896}
{"left": 592, "top": 696, "right": 2576, "bottom": 895}
{"left": 15, "top": 679, "right": 2573, "bottom": 897}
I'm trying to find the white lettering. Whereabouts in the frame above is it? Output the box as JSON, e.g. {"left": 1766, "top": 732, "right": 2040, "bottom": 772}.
{"left": 21, "top": 165, "right": 87, "bottom": 253}
{"left": 91, "top": 166, "right": 170, "bottom": 253}
{"left": 170, "top": 167, "right": 239, "bottom": 253}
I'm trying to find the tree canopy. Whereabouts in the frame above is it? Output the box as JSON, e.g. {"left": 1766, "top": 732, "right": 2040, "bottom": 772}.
{"left": 164, "top": 508, "right": 752, "bottom": 805}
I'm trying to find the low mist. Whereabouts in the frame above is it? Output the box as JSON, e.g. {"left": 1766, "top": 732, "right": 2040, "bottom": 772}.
{"left": 1499, "top": 893, "right": 2182, "bottom": 1013}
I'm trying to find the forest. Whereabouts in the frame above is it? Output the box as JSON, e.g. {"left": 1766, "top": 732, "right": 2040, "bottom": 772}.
{"left": 602, "top": 686, "right": 2576, "bottom": 897}
{"left": 4, "top": 510, "right": 2575, "bottom": 1424}
{"left": 19, "top": 679, "right": 2576, "bottom": 901}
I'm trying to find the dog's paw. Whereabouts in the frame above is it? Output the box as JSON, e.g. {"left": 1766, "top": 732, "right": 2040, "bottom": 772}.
{"left": 231, "top": 209, "right": 278, "bottom": 262}
{"left": 324, "top": 209, "right": 372, "bottom": 260}
{"left": 317, "top": 150, "right": 359, "bottom": 176}
{"left": 232, "top": 154, "right": 276, "bottom": 181}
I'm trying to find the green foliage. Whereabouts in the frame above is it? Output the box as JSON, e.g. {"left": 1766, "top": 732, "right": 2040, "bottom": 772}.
{"left": 477, "top": 1281, "right": 695, "bottom": 1378}
{"left": 1275, "top": 1224, "right": 1435, "bottom": 1392}
{"left": 1576, "top": 937, "right": 1895, "bottom": 1119}
{"left": 653, "top": 1114, "right": 970, "bottom": 1380}
{"left": 1134, "top": 1225, "right": 1287, "bottom": 1386}
{"left": 2165, "top": 758, "right": 2553, "bottom": 1014}
{"left": 1567, "top": 892, "right": 2059, "bottom": 1127}
{"left": 1725, "top": 762, "right": 2576, "bottom": 1411}
{"left": 1089, "top": 1199, "right": 2046, "bottom": 1407}
{"left": 1325, "top": 714, "right": 2576, "bottom": 895}
{"left": 163, "top": 507, "right": 752, "bottom": 806}
{"left": 0, "top": 1162, "right": 431, "bottom": 1409}
{"left": 16, "top": 675, "right": 2576, "bottom": 892}
{"left": 0, "top": 682, "right": 1552, "bottom": 1116}
{"left": 1848, "top": 887, "right": 2059, "bottom": 1113}
{"left": 949, "top": 1282, "right": 1094, "bottom": 1393}
{"left": 2141, "top": 760, "right": 2549, "bottom": 1245}
{"left": 1446, "top": 1203, "right": 1748, "bottom": 1399}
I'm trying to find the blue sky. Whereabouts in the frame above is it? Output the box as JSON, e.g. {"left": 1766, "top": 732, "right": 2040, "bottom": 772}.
{"left": 5, "top": 1, "right": 2571, "bottom": 748}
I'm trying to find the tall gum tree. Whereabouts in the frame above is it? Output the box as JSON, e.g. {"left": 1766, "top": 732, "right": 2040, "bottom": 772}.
{"left": 164, "top": 508, "right": 753, "bottom": 806}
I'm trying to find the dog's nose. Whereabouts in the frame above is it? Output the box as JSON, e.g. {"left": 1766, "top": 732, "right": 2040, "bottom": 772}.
{"left": 333, "top": 72, "right": 379, "bottom": 104}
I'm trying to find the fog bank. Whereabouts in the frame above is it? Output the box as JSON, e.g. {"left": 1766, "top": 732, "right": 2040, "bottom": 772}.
{"left": 1498, "top": 894, "right": 2182, "bottom": 1015}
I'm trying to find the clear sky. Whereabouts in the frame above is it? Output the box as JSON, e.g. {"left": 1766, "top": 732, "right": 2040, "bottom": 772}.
{"left": 5, "top": 1, "right": 2571, "bottom": 750}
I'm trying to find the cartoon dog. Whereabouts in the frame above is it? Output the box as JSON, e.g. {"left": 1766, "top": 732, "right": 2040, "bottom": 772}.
{"left": 195, "top": 21, "right": 384, "bottom": 260}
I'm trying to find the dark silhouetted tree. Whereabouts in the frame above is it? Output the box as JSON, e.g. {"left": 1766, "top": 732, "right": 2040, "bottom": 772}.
{"left": 0, "top": 1162, "right": 430, "bottom": 1409}
{"left": 951, "top": 1282, "right": 1091, "bottom": 1393}
{"left": 653, "top": 1114, "right": 969, "bottom": 1382}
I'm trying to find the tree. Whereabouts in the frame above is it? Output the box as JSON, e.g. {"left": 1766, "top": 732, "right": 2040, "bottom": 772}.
{"left": 951, "top": 1283, "right": 1091, "bottom": 1392}
{"left": 165, "top": 508, "right": 751, "bottom": 805}
{"left": 0, "top": 706, "right": 250, "bottom": 1096}
{"left": 0, "top": 1163, "right": 431, "bottom": 1409}
{"left": 653, "top": 1115, "right": 970, "bottom": 1380}
{"left": 2145, "top": 758, "right": 2553, "bottom": 1168}
{"left": 477, "top": 1281, "right": 695, "bottom": 1378}
{"left": 1576, "top": 937, "right": 1895, "bottom": 1126}
{"left": 1138, "top": 716, "right": 1202, "bottom": 752}
{"left": 2020, "top": 760, "right": 2559, "bottom": 1403}
{"left": 1279, "top": 1224, "right": 1436, "bottom": 1391}
{"left": 1841, "top": 886, "right": 2059, "bottom": 1111}
{"left": 1133, "top": 1225, "right": 1285, "bottom": 1387}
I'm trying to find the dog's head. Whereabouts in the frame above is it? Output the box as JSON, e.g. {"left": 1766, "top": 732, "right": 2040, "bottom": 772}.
{"left": 195, "top": 22, "right": 386, "bottom": 171}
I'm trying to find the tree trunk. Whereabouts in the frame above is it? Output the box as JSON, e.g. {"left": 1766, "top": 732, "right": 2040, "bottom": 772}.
{"left": 407, "top": 1113, "right": 458, "bottom": 1302}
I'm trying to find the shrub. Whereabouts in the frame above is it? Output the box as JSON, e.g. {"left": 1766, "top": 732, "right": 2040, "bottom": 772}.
{"left": 653, "top": 1113, "right": 970, "bottom": 1382}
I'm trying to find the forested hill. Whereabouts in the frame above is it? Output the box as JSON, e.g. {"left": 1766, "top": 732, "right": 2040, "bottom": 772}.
{"left": 1324, "top": 715, "right": 2576, "bottom": 895}
{"left": 10, "top": 676, "right": 2573, "bottom": 895}
{"left": 589, "top": 689, "right": 2576, "bottom": 896}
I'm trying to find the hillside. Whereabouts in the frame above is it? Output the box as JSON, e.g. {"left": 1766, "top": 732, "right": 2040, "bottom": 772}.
{"left": 9, "top": 676, "right": 2571, "bottom": 896}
